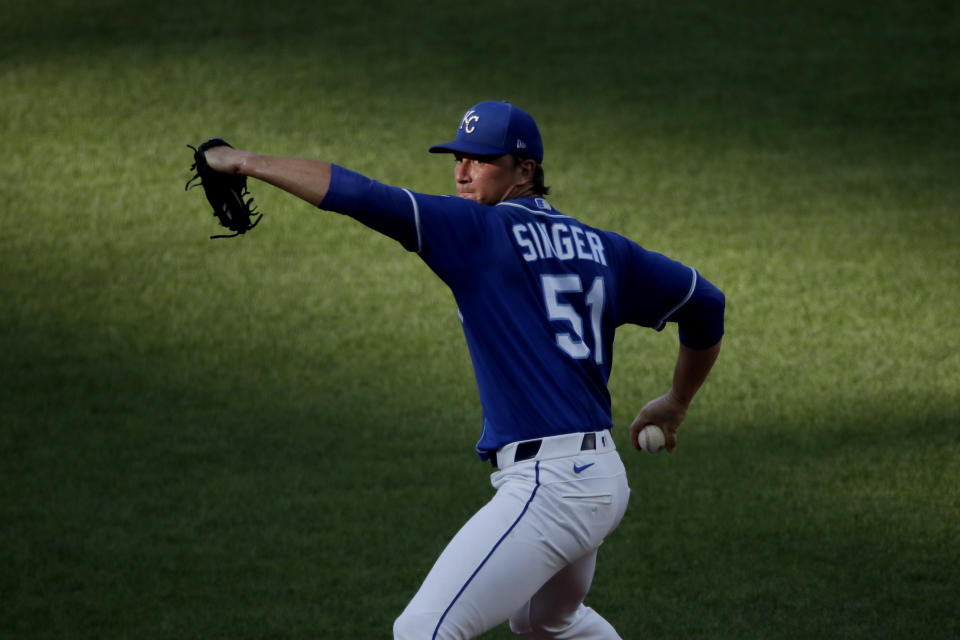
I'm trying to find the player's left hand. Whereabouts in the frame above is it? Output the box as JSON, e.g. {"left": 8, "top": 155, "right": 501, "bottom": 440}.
{"left": 202, "top": 143, "right": 248, "bottom": 174}
{"left": 185, "top": 138, "right": 262, "bottom": 239}
{"left": 629, "top": 392, "right": 688, "bottom": 453}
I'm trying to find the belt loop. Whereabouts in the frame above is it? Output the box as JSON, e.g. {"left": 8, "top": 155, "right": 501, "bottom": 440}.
{"left": 514, "top": 440, "right": 542, "bottom": 462}
{"left": 581, "top": 433, "right": 596, "bottom": 450}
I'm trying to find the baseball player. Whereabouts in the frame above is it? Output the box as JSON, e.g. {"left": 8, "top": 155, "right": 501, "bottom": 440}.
{"left": 201, "top": 100, "right": 725, "bottom": 639}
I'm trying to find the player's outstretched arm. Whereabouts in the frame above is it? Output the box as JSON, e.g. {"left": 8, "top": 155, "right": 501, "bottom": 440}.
{"left": 630, "top": 339, "right": 722, "bottom": 453}
{"left": 203, "top": 145, "right": 333, "bottom": 206}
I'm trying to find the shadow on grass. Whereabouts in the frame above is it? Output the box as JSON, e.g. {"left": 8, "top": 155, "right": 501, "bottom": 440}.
{"left": 5, "top": 0, "right": 958, "bottom": 168}
{"left": 610, "top": 412, "right": 960, "bottom": 639}
{"left": 0, "top": 306, "right": 487, "bottom": 639}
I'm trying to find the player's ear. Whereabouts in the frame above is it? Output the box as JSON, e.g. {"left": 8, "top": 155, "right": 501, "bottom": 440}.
{"left": 517, "top": 157, "right": 537, "bottom": 182}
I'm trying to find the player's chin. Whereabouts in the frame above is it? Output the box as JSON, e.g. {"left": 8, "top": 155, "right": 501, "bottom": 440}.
{"left": 458, "top": 192, "right": 494, "bottom": 205}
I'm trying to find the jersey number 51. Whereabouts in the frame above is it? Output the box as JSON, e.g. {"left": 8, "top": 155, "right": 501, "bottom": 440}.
{"left": 541, "top": 275, "right": 605, "bottom": 365}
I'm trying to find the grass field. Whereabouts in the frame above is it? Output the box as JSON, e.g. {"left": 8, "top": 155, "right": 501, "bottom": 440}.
{"left": 2, "top": 1, "right": 959, "bottom": 638}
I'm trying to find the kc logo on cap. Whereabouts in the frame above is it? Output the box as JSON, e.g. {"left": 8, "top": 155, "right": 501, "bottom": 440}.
{"left": 460, "top": 110, "right": 480, "bottom": 134}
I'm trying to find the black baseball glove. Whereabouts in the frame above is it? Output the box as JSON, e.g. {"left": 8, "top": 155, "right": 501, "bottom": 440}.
{"left": 185, "top": 138, "right": 262, "bottom": 239}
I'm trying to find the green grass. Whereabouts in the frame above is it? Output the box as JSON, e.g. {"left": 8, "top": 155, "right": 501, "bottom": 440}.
{"left": 2, "top": 1, "right": 959, "bottom": 638}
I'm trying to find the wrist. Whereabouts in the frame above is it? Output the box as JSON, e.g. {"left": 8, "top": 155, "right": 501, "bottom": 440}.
{"left": 667, "top": 388, "right": 692, "bottom": 410}
{"left": 236, "top": 150, "right": 260, "bottom": 177}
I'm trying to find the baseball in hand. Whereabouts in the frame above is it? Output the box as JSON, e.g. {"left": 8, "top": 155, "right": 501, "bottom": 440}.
{"left": 638, "top": 425, "right": 665, "bottom": 453}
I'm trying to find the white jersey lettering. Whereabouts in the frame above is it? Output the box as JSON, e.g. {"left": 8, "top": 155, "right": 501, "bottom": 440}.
{"left": 586, "top": 231, "right": 607, "bottom": 266}
{"left": 513, "top": 224, "right": 538, "bottom": 262}
{"left": 571, "top": 226, "right": 592, "bottom": 261}
{"left": 512, "top": 222, "right": 607, "bottom": 266}
{"left": 552, "top": 224, "right": 575, "bottom": 260}
{"left": 534, "top": 222, "right": 555, "bottom": 259}
{"left": 527, "top": 223, "right": 545, "bottom": 259}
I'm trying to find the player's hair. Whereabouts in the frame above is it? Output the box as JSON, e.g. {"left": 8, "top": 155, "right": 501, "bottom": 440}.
{"left": 512, "top": 153, "right": 550, "bottom": 196}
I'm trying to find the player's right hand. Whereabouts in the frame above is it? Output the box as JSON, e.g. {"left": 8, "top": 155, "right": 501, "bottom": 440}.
{"left": 629, "top": 392, "right": 688, "bottom": 453}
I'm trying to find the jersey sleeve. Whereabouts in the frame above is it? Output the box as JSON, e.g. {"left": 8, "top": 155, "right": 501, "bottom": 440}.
{"left": 612, "top": 233, "right": 725, "bottom": 348}
{"left": 668, "top": 272, "right": 725, "bottom": 349}
{"left": 318, "top": 165, "right": 420, "bottom": 251}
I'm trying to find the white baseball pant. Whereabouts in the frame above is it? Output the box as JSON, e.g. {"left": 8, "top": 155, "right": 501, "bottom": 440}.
{"left": 394, "top": 430, "right": 630, "bottom": 639}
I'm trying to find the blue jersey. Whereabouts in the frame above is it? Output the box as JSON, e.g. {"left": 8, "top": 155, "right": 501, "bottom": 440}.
{"left": 320, "top": 165, "right": 724, "bottom": 458}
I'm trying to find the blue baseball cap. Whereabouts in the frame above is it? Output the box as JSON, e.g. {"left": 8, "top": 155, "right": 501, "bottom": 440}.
{"left": 429, "top": 101, "right": 544, "bottom": 163}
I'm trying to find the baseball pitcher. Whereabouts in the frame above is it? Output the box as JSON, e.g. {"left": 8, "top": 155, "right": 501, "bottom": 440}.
{"left": 191, "top": 100, "right": 725, "bottom": 639}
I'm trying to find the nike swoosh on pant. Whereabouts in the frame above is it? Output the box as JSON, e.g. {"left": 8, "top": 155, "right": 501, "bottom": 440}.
{"left": 573, "top": 463, "right": 595, "bottom": 474}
